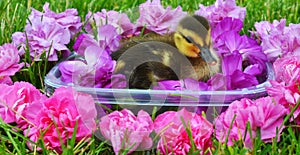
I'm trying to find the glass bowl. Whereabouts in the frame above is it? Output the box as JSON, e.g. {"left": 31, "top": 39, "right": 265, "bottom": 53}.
{"left": 44, "top": 62, "right": 274, "bottom": 120}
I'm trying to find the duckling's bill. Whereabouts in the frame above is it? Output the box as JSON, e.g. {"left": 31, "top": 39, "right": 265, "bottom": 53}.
{"left": 198, "top": 46, "right": 218, "bottom": 66}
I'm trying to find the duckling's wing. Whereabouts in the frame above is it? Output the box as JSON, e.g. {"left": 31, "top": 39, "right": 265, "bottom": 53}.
{"left": 128, "top": 61, "right": 178, "bottom": 89}
{"left": 113, "top": 41, "right": 197, "bottom": 89}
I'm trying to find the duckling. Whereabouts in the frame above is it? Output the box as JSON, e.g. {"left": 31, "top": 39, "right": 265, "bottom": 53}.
{"left": 111, "top": 15, "right": 220, "bottom": 89}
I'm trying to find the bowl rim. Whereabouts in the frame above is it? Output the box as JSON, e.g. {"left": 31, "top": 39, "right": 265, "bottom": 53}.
{"left": 44, "top": 62, "right": 274, "bottom": 96}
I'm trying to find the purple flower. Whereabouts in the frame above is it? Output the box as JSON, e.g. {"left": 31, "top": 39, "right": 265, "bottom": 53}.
{"left": 12, "top": 17, "right": 71, "bottom": 61}
{"left": 211, "top": 17, "right": 243, "bottom": 45}
{"left": 208, "top": 51, "right": 259, "bottom": 90}
{"left": 205, "top": 18, "right": 268, "bottom": 90}
{"left": 0, "top": 43, "right": 24, "bottom": 83}
{"left": 254, "top": 19, "right": 300, "bottom": 62}
{"left": 153, "top": 80, "right": 183, "bottom": 91}
{"left": 59, "top": 45, "right": 116, "bottom": 88}
{"left": 85, "top": 9, "right": 136, "bottom": 37}
{"left": 153, "top": 51, "right": 260, "bottom": 91}
{"left": 211, "top": 18, "right": 267, "bottom": 76}
{"left": 11, "top": 2, "right": 83, "bottom": 61}
{"left": 136, "top": 16, "right": 266, "bottom": 91}
{"left": 287, "top": 24, "right": 300, "bottom": 50}
{"left": 153, "top": 78, "right": 208, "bottom": 91}
{"left": 216, "top": 30, "right": 267, "bottom": 73}
{"left": 29, "top": 2, "right": 82, "bottom": 37}
{"left": 254, "top": 19, "right": 286, "bottom": 38}
{"left": 136, "top": 0, "right": 187, "bottom": 35}
{"left": 195, "top": 0, "right": 246, "bottom": 28}
{"left": 97, "top": 25, "right": 121, "bottom": 53}
{"left": 206, "top": 73, "right": 227, "bottom": 90}
{"left": 73, "top": 25, "right": 121, "bottom": 55}
{"left": 221, "top": 51, "right": 242, "bottom": 76}
{"left": 73, "top": 34, "right": 98, "bottom": 56}
{"left": 103, "top": 74, "right": 127, "bottom": 89}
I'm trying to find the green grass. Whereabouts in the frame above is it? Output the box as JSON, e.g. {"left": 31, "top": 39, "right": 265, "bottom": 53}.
{"left": 0, "top": 0, "right": 300, "bottom": 154}
{"left": 1, "top": 0, "right": 299, "bottom": 45}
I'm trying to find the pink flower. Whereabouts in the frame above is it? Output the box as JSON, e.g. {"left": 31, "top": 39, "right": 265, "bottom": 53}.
{"left": 267, "top": 55, "right": 300, "bottom": 122}
{"left": 0, "top": 76, "right": 13, "bottom": 85}
{"left": 136, "top": 0, "right": 187, "bottom": 35}
{"left": 84, "top": 9, "right": 136, "bottom": 37}
{"left": 29, "top": 2, "right": 82, "bottom": 37}
{"left": 0, "top": 82, "right": 46, "bottom": 127}
{"left": 273, "top": 55, "right": 300, "bottom": 85}
{"left": 154, "top": 108, "right": 213, "bottom": 155}
{"left": 24, "top": 87, "right": 97, "bottom": 152}
{"left": 12, "top": 17, "right": 71, "bottom": 61}
{"left": 250, "top": 97, "right": 287, "bottom": 142}
{"left": 0, "top": 43, "right": 24, "bottom": 83}
{"left": 195, "top": 0, "right": 246, "bottom": 28}
{"left": 99, "top": 109, "right": 153, "bottom": 154}
{"left": 215, "top": 97, "right": 287, "bottom": 148}
{"left": 73, "top": 25, "right": 121, "bottom": 55}
{"left": 267, "top": 80, "right": 300, "bottom": 122}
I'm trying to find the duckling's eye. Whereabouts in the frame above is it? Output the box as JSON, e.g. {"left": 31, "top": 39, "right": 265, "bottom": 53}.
{"left": 182, "top": 35, "right": 193, "bottom": 44}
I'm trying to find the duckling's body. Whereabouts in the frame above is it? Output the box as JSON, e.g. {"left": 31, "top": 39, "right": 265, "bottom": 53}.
{"left": 111, "top": 15, "right": 220, "bottom": 89}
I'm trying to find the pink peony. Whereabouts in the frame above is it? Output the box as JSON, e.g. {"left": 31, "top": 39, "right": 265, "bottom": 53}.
{"left": 267, "top": 55, "right": 300, "bottom": 122}
{"left": 195, "top": 0, "right": 246, "bottom": 28}
{"left": 215, "top": 97, "right": 287, "bottom": 148}
{"left": 0, "top": 43, "right": 24, "bottom": 84}
{"left": 0, "top": 82, "right": 46, "bottom": 127}
{"left": 267, "top": 80, "right": 300, "bottom": 123}
{"left": 29, "top": 2, "right": 82, "bottom": 37}
{"left": 84, "top": 9, "right": 136, "bottom": 37}
{"left": 24, "top": 87, "right": 97, "bottom": 152}
{"left": 136, "top": 0, "right": 187, "bottom": 35}
{"left": 154, "top": 108, "right": 213, "bottom": 155}
{"left": 99, "top": 109, "right": 153, "bottom": 154}
{"left": 0, "top": 76, "right": 14, "bottom": 85}
{"left": 273, "top": 55, "right": 300, "bottom": 85}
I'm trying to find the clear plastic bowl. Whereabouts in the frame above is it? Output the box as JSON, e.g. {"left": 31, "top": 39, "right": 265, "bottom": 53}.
{"left": 44, "top": 62, "right": 274, "bottom": 119}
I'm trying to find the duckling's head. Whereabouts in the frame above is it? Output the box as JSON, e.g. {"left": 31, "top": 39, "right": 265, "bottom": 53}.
{"left": 174, "top": 15, "right": 218, "bottom": 65}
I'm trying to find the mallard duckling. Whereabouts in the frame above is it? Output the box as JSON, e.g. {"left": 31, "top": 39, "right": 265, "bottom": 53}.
{"left": 111, "top": 15, "right": 220, "bottom": 89}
